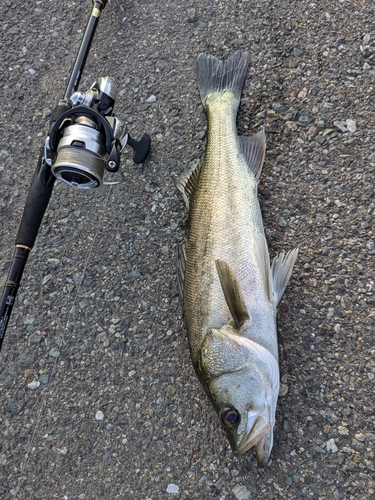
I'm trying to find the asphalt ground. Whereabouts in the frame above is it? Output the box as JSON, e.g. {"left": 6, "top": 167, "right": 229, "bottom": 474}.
{"left": 0, "top": 1, "right": 374, "bottom": 499}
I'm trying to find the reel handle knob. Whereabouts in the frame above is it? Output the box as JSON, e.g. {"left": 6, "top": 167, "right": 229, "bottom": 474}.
{"left": 127, "top": 133, "right": 151, "bottom": 164}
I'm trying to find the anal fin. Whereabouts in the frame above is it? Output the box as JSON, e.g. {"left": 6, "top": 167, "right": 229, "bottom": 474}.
{"left": 271, "top": 248, "right": 299, "bottom": 306}
{"left": 215, "top": 259, "right": 250, "bottom": 329}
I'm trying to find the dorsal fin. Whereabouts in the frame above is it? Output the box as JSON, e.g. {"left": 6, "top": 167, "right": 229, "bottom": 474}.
{"left": 176, "top": 159, "right": 203, "bottom": 209}
{"left": 238, "top": 129, "right": 266, "bottom": 181}
{"left": 215, "top": 259, "right": 249, "bottom": 328}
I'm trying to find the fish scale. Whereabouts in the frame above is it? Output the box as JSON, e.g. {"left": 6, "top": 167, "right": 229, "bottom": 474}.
{"left": 177, "top": 51, "right": 298, "bottom": 466}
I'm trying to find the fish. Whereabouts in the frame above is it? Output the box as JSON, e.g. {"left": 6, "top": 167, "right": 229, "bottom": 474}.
{"left": 177, "top": 51, "right": 298, "bottom": 467}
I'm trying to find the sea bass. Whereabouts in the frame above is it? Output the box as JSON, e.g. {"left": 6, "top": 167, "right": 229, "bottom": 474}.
{"left": 177, "top": 51, "right": 298, "bottom": 467}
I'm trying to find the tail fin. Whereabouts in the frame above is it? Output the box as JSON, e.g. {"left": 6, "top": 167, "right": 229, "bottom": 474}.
{"left": 195, "top": 51, "right": 249, "bottom": 108}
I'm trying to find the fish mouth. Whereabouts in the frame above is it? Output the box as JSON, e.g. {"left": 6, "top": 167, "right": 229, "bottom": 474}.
{"left": 234, "top": 413, "right": 271, "bottom": 457}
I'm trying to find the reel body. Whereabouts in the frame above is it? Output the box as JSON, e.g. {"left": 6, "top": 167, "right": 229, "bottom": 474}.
{"left": 44, "top": 77, "right": 150, "bottom": 189}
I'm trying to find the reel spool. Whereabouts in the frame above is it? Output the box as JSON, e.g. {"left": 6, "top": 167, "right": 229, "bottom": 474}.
{"left": 52, "top": 115, "right": 109, "bottom": 189}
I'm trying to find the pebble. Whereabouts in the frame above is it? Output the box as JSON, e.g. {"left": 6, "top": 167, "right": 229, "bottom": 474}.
{"left": 24, "top": 316, "right": 35, "bottom": 325}
{"left": 0, "top": 149, "right": 9, "bottom": 160}
{"left": 316, "top": 118, "right": 327, "bottom": 128}
{"left": 96, "top": 331, "right": 108, "bottom": 344}
{"left": 95, "top": 410, "right": 104, "bottom": 421}
{"left": 333, "top": 120, "right": 348, "bottom": 133}
{"left": 47, "top": 258, "right": 60, "bottom": 269}
{"left": 346, "top": 119, "right": 357, "bottom": 132}
{"left": 29, "top": 334, "right": 42, "bottom": 345}
{"left": 195, "top": 130, "right": 206, "bottom": 140}
{"left": 155, "top": 60, "right": 166, "bottom": 71}
{"left": 27, "top": 380, "right": 40, "bottom": 389}
{"left": 166, "top": 483, "right": 180, "bottom": 494}
{"left": 315, "top": 135, "right": 327, "bottom": 145}
{"left": 232, "top": 485, "right": 251, "bottom": 500}
{"left": 42, "top": 108, "right": 51, "bottom": 119}
{"left": 42, "top": 274, "right": 53, "bottom": 285}
{"left": 355, "top": 433, "right": 366, "bottom": 442}
{"left": 326, "top": 438, "right": 338, "bottom": 453}
{"left": 18, "top": 353, "right": 34, "bottom": 368}
{"left": 49, "top": 348, "right": 60, "bottom": 358}
{"left": 214, "top": 478, "right": 226, "bottom": 491}
{"left": 292, "top": 47, "right": 303, "bottom": 57}
{"left": 146, "top": 95, "right": 157, "bottom": 103}
{"left": 187, "top": 8, "right": 196, "bottom": 21}
{"left": 279, "top": 383, "right": 288, "bottom": 396}
{"left": 285, "top": 121, "right": 298, "bottom": 131}
{"left": 298, "top": 111, "right": 315, "bottom": 124}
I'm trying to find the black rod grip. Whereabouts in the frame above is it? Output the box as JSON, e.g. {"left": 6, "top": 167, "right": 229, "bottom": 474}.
{"left": 0, "top": 247, "right": 30, "bottom": 349}
{"left": 15, "top": 152, "right": 56, "bottom": 249}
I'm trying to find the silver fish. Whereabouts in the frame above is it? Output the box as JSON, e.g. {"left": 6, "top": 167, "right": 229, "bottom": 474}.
{"left": 177, "top": 51, "right": 298, "bottom": 466}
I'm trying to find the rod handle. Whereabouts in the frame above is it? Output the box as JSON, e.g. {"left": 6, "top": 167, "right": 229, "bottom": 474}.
{"left": 16, "top": 150, "right": 55, "bottom": 249}
{"left": 0, "top": 247, "right": 30, "bottom": 348}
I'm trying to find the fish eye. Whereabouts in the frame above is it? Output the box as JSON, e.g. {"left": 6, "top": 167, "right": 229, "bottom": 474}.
{"left": 220, "top": 407, "right": 240, "bottom": 427}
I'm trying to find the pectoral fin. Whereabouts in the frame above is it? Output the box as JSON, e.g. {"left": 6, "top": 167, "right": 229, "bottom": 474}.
{"left": 215, "top": 259, "right": 249, "bottom": 328}
{"left": 271, "top": 248, "right": 299, "bottom": 306}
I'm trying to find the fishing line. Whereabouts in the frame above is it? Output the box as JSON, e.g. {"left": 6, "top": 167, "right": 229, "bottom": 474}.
{"left": 14, "top": 184, "right": 113, "bottom": 497}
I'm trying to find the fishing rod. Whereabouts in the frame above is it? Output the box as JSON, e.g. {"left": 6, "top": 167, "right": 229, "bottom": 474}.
{"left": 0, "top": 0, "right": 151, "bottom": 352}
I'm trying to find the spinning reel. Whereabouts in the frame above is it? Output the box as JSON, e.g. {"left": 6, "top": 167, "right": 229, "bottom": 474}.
{"left": 0, "top": 0, "right": 152, "bottom": 350}
{"left": 44, "top": 76, "right": 151, "bottom": 190}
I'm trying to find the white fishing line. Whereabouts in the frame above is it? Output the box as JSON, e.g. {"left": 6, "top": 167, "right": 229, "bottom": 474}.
{"left": 15, "top": 185, "right": 113, "bottom": 497}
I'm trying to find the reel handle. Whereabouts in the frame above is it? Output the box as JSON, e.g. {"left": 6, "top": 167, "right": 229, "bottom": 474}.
{"left": 127, "top": 133, "right": 151, "bottom": 164}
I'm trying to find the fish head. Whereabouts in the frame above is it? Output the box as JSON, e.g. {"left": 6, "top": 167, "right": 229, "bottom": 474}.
{"left": 199, "top": 325, "right": 279, "bottom": 467}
